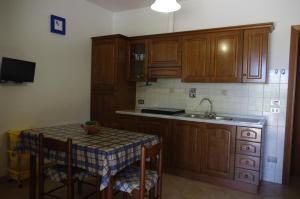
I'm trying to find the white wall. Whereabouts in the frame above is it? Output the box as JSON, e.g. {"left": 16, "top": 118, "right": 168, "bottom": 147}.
{"left": 113, "top": 0, "right": 300, "bottom": 184}
{"left": 0, "top": 0, "right": 113, "bottom": 177}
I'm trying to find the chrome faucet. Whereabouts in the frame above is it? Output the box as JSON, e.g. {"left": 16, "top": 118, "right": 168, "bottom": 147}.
{"left": 200, "top": 97, "right": 216, "bottom": 119}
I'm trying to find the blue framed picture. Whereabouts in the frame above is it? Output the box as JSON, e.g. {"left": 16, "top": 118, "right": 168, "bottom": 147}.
{"left": 50, "top": 15, "right": 66, "bottom": 35}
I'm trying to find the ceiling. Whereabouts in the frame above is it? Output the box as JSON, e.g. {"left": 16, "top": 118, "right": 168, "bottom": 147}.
{"left": 87, "top": 0, "right": 187, "bottom": 12}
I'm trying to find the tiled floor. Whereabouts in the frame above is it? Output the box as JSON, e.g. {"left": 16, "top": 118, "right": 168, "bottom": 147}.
{"left": 0, "top": 174, "right": 299, "bottom": 199}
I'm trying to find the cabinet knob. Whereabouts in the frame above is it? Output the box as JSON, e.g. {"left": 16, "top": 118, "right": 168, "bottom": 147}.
{"left": 247, "top": 132, "right": 251, "bottom": 136}
{"left": 246, "top": 146, "right": 250, "bottom": 150}
{"left": 243, "top": 74, "right": 247, "bottom": 77}
{"left": 244, "top": 174, "right": 249, "bottom": 178}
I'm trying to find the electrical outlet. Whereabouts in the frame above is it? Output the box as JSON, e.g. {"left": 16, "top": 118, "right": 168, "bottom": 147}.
{"left": 267, "top": 156, "right": 277, "bottom": 163}
{"left": 271, "top": 99, "right": 280, "bottom": 106}
{"left": 137, "top": 99, "right": 144, "bottom": 105}
{"left": 271, "top": 107, "right": 280, "bottom": 113}
{"left": 189, "top": 88, "right": 196, "bottom": 98}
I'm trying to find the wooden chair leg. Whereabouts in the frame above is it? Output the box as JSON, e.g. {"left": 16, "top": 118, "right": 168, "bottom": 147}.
{"left": 67, "top": 180, "right": 74, "bottom": 199}
{"left": 78, "top": 181, "right": 83, "bottom": 195}
{"left": 123, "top": 192, "right": 128, "bottom": 199}
{"left": 29, "top": 155, "right": 36, "bottom": 199}
{"left": 149, "top": 188, "right": 155, "bottom": 199}
{"left": 96, "top": 176, "right": 101, "bottom": 199}
{"left": 107, "top": 176, "right": 113, "bottom": 199}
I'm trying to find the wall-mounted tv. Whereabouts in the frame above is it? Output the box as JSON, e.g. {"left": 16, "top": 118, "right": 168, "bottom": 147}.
{"left": 0, "top": 57, "right": 36, "bottom": 83}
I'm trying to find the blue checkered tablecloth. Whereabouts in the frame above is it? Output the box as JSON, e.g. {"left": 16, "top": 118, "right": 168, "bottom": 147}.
{"left": 17, "top": 123, "right": 159, "bottom": 190}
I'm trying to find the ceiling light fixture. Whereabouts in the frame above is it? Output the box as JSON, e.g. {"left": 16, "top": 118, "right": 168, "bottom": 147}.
{"left": 151, "top": 0, "right": 181, "bottom": 13}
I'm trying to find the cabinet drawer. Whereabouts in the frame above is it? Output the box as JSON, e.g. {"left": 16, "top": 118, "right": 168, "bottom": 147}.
{"left": 237, "top": 127, "right": 261, "bottom": 142}
{"left": 235, "top": 154, "right": 260, "bottom": 171}
{"left": 235, "top": 168, "right": 260, "bottom": 185}
{"left": 149, "top": 67, "right": 181, "bottom": 78}
{"left": 236, "top": 141, "right": 261, "bottom": 157}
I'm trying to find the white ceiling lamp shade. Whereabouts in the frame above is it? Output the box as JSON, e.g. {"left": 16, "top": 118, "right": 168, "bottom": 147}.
{"left": 151, "top": 0, "right": 181, "bottom": 13}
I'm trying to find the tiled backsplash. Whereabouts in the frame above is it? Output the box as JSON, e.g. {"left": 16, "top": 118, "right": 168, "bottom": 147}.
{"left": 136, "top": 68, "right": 288, "bottom": 184}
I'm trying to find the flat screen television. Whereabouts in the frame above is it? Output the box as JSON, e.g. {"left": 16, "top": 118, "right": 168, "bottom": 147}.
{"left": 0, "top": 57, "right": 36, "bottom": 83}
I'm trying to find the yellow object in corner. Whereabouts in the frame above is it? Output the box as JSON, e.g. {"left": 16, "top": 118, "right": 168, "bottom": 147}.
{"left": 7, "top": 129, "right": 31, "bottom": 186}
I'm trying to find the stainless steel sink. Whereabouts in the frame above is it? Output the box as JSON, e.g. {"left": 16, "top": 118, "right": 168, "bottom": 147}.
{"left": 178, "top": 113, "right": 261, "bottom": 124}
{"left": 179, "top": 113, "right": 206, "bottom": 119}
{"left": 214, "top": 116, "right": 233, "bottom": 121}
{"left": 179, "top": 114, "right": 232, "bottom": 120}
{"left": 231, "top": 117, "right": 261, "bottom": 123}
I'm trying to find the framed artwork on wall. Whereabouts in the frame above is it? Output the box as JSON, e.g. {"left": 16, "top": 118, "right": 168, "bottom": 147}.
{"left": 50, "top": 15, "right": 66, "bottom": 35}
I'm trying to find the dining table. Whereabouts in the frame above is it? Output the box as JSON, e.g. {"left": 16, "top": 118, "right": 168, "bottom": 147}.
{"left": 16, "top": 123, "right": 159, "bottom": 199}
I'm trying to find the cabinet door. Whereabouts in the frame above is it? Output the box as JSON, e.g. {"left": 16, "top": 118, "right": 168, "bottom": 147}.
{"left": 91, "top": 38, "right": 117, "bottom": 90}
{"left": 148, "top": 36, "right": 182, "bottom": 67}
{"left": 171, "top": 121, "right": 202, "bottom": 173}
{"left": 201, "top": 124, "right": 236, "bottom": 179}
{"left": 139, "top": 117, "right": 171, "bottom": 170}
{"left": 91, "top": 93, "right": 117, "bottom": 128}
{"left": 182, "top": 34, "right": 211, "bottom": 82}
{"left": 210, "top": 31, "right": 243, "bottom": 82}
{"left": 116, "top": 115, "right": 139, "bottom": 132}
{"left": 129, "top": 40, "right": 148, "bottom": 81}
{"left": 243, "top": 28, "right": 269, "bottom": 83}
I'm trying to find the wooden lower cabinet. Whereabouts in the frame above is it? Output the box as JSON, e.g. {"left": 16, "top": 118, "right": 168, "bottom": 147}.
{"left": 116, "top": 115, "right": 171, "bottom": 170}
{"left": 201, "top": 124, "right": 236, "bottom": 179}
{"left": 138, "top": 117, "right": 171, "bottom": 169}
{"left": 116, "top": 115, "right": 139, "bottom": 132}
{"left": 171, "top": 122, "right": 236, "bottom": 179}
{"left": 171, "top": 121, "right": 202, "bottom": 173}
{"left": 91, "top": 92, "right": 117, "bottom": 128}
{"left": 115, "top": 114, "right": 263, "bottom": 193}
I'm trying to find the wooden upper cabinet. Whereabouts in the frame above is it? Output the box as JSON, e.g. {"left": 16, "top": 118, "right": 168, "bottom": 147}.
{"left": 182, "top": 34, "right": 211, "bottom": 82}
{"left": 148, "top": 36, "right": 182, "bottom": 67}
{"left": 128, "top": 40, "right": 148, "bottom": 81}
{"left": 91, "top": 38, "right": 117, "bottom": 90}
{"left": 201, "top": 124, "right": 236, "bottom": 179}
{"left": 210, "top": 31, "right": 243, "bottom": 82}
{"left": 243, "top": 28, "right": 269, "bottom": 83}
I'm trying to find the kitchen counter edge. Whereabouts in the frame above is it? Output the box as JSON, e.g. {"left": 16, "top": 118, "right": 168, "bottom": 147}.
{"left": 116, "top": 110, "right": 265, "bottom": 128}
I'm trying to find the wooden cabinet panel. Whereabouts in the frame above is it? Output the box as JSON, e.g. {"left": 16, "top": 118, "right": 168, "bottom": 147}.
{"left": 91, "top": 93, "right": 117, "bottom": 128}
{"left": 235, "top": 168, "right": 260, "bottom": 185}
{"left": 235, "top": 154, "right": 260, "bottom": 171}
{"left": 128, "top": 40, "right": 148, "bottom": 81}
{"left": 116, "top": 115, "right": 139, "bottom": 132}
{"left": 148, "top": 67, "right": 181, "bottom": 78}
{"left": 91, "top": 39, "right": 117, "bottom": 89}
{"left": 236, "top": 141, "right": 261, "bottom": 157}
{"left": 171, "top": 121, "right": 202, "bottom": 173}
{"left": 182, "top": 34, "right": 211, "bottom": 82}
{"left": 201, "top": 124, "right": 236, "bottom": 179}
{"left": 243, "top": 28, "right": 268, "bottom": 83}
{"left": 91, "top": 36, "right": 136, "bottom": 128}
{"left": 148, "top": 36, "right": 182, "bottom": 67}
{"left": 210, "top": 31, "right": 243, "bottom": 82}
{"left": 237, "top": 127, "right": 262, "bottom": 142}
{"left": 138, "top": 117, "right": 171, "bottom": 169}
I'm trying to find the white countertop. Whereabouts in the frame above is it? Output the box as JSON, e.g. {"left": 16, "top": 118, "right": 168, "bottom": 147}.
{"left": 116, "top": 109, "right": 265, "bottom": 128}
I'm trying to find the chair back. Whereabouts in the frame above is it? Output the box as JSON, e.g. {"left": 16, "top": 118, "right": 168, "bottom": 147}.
{"left": 38, "top": 133, "right": 74, "bottom": 199}
{"left": 140, "top": 137, "right": 162, "bottom": 199}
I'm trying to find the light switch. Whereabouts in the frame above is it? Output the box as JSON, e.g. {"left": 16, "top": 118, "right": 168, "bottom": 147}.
{"left": 271, "top": 99, "right": 280, "bottom": 106}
